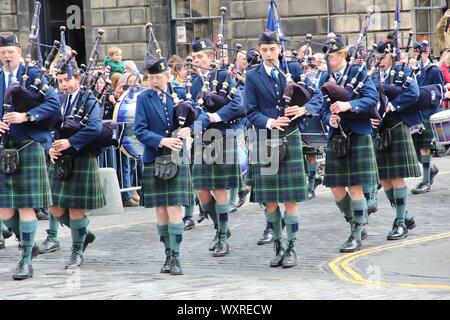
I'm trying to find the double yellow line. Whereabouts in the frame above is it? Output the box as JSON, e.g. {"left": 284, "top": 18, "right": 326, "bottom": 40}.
{"left": 329, "top": 232, "right": 450, "bottom": 290}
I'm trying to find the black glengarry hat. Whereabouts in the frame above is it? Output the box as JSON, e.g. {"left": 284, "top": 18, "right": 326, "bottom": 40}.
{"left": 145, "top": 55, "right": 169, "bottom": 74}
{"left": 322, "top": 33, "right": 345, "bottom": 54}
{"left": 258, "top": 31, "right": 280, "bottom": 45}
{"left": 192, "top": 38, "right": 214, "bottom": 53}
{"left": 0, "top": 34, "right": 19, "bottom": 47}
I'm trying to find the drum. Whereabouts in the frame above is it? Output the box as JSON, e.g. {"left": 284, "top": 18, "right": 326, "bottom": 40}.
{"left": 430, "top": 109, "right": 450, "bottom": 145}
{"left": 409, "top": 123, "right": 425, "bottom": 135}
{"left": 113, "top": 86, "right": 147, "bottom": 158}
{"left": 299, "top": 115, "right": 328, "bottom": 148}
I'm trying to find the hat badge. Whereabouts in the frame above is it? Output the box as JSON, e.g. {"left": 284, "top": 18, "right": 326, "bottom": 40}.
{"left": 200, "top": 41, "right": 206, "bottom": 49}
{"left": 160, "top": 62, "right": 165, "bottom": 70}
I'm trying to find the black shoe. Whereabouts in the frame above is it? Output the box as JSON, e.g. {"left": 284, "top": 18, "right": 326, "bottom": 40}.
{"left": 209, "top": 230, "right": 219, "bottom": 251}
{"left": 196, "top": 206, "right": 207, "bottom": 224}
{"left": 160, "top": 249, "right": 171, "bottom": 273}
{"left": 229, "top": 204, "right": 238, "bottom": 213}
{"left": 387, "top": 220, "right": 408, "bottom": 240}
{"left": 83, "top": 232, "right": 96, "bottom": 252}
{"left": 411, "top": 182, "right": 431, "bottom": 194}
{"left": 368, "top": 205, "right": 378, "bottom": 215}
{"left": 39, "top": 237, "right": 60, "bottom": 254}
{"left": 405, "top": 217, "right": 416, "bottom": 230}
{"left": 314, "top": 176, "right": 323, "bottom": 189}
{"left": 2, "top": 227, "right": 13, "bottom": 239}
{"left": 169, "top": 252, "right": 183, "bottom": 275}
{"left": 307, "top": 189, "right": 316, "bottom": 200}
{"left": 212, "top": 237, "right": 229, "bottom": 257}
{"left": 340, "top": 236, "right": 362, "bottom": 253}
{"left": 32, "top": 242, "right": 40, "bottom": 258}
{"left": 65, "top": 245, "right": 84, "bottom": 269}
{"left": 12, "top": 262, "right": 33, "bottom": 280}
{"left": 430, "top": 167, "right": 439, "bottom": 185}
{"left": 361, "top": 228, "right": 368, "bottom": 241}
{"left": 0, "top": 239, "right": 5, "bottom": 249}
{"left": 183, "top": 217, "right": 195, "bottom": 230}
{"left": 257, "top": 228, "right": 274, "bottom": 245}
{"left": 237, "top": 189, "right": 249, "bottom": 208}
{"left": 282, "top": 240, "right": 298, "bottom": 268}
{"left": 270, "top": 240, "right": 285, "bottom": 267}
{"left": 35, "top": 208, "right": 50, "bottom": 221}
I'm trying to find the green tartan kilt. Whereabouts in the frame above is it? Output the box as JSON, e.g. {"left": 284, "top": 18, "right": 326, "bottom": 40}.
{"left": 252, "top": 129, "right": 307, "bottom": 203}
{"left": 142, "top": 162, "right": 194, "bottom": 208}
{"left": 376, "top": 122, "right": 421, "bottom": 180}
{"left": 192, "top": 137, "right": 242, "bottom": 190}
{"left": 49, "top": 153, "right": 106, "bottom": 209}
{"left": 0, "top": 141, "right": 52, "bottom": 209}
{"left": 412, "top": 118, "right": 434, "bottom": 151}
{"left": 324, "top": 134, "right": 379, "bottom": 187}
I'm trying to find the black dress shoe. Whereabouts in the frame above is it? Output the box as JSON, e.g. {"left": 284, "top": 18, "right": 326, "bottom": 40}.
{"left": 361, "top": 228, "right": 368, "bottom": 241}
{"left": 35, "top": 208, "right": 49, "bottom": 221}
{"left": 32, "top": 242, "right": 40, "bottom": 258}
{"left": 160, "top": 249, "right": 171, "bottom": 273}
{"left": 307, "top": 190, "right": 316, "bottom": 200}
{"left": 83, "top": 231, "right": 96, "bottom": 252}
{"left": 65, "top": 245, "right": 84, "bottom": 269}
{"left": 212, "top": 237, "right": 229, "bottom": 257}
{"left": 0, "top": 239, "right": 5, "bottom": 249}
{"left": 2, "top": 227, "right": 13, "bottom": 239}
{"left": 405, "top": 217, "right": 416, "bottom": 230}
{"left": 270, "top": 240, "right": 285, "bottom": 267}
{"left": 430, "top": 167, "right": 439, "bottom": 185}
{"left": 183, "top": 217, "right": 195, "bottom": 230}
{"left": 411, "top": 182, "right": 431, "bottom": 194}
{"left": 39, "top": 237, "right": 61, "bottom": 254}
{"left": 13, "top": 262, "right": 33, "bottom": 280}
{"left": 368, "top": 205, "right": 378, "bottom": 215}
{"left": 169, "top": 252, "right": 183, "bottom": 275}
{"left": 340, "top": 236, "right": 362, "bottom": 253}
{"left": 257, "top": 228, "right": 274, "bottom": 245}
{"left": 387, "top": 220, "right": 408, "bottom": 240}
{"left": 209, "top": 230, "right": 219, "bottom": 251}
{"left": 196, "top": 206, "right": 207, "bottom": 223}
{"left": 237, "top": 189, "right": 249, "bottom": 208}
{"left": 282, "top": 240, "right": 298, "bottom": 268}
{"left": 229, "top": 204, "right": 238, "bottom": 213}
{"left": 314, "top": 176, "right": 323, "bottom": 189}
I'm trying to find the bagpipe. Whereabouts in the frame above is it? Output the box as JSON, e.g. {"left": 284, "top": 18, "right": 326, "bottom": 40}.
{"left": 146, "top": 23, "right": 199, "bottom": 129}
{"left": 2, "top": 1, "right": 61, "bottom": 130}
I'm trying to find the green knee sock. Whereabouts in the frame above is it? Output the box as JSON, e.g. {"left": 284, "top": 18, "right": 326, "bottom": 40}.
{"left": 0, "top": 220, "right": 4, "bottom": 241}
{"left": 351, "top": 200, "right": 367, "bottom": 241}
{"left": 168, "top": 223, "right": 184, "bottom": 254}
{"left": 3, "top": 212, "right": 20, "bottom": 238}
{"left": 184, "top": 205, "right": 194, "bottom": 219}
{"left": 307, "top": 162, "right": 318, "bottom": 191}
{"left": 284, "top": 213, "right": 299, "bottom": 242}
{"left": 215, "top": 203, "right": 230, "bottom": 240}
{"left": 363, "top": 183, "right": 377, "bottom": 210}
{"left": 393, "top": 187, "right": 408, "bottom": 224}
{"left": 264, "top": 208, "right": 282, "bottom": 241}
{"left": 19, "top": 219, "right": 38, "bottom": 264}
{"left": 157, "top": 224, "right": 170, "bottom": 250}
{"left": 70, "top": 217, "right": 89, "bottom": 254}
{"left": 336, "top": 193, "right": 353, "bottom": 224}
{"left": 200, "top": 198, "right": 218, "bottom": 226}
{"left": 421, "top": 155, "right": 431, "bottom": 184}
{"left": 385, "top": 188, "right": 413, "bottom": 220}
{"left": 229, "top": 188, "right": 238, "bottom": 206}
{"left": 47, "top": 213, "right": 60, "bottom": 240}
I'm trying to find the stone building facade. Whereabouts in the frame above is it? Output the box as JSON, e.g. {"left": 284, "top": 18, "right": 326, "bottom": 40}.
{"left": 0, "top": 0, "right": 448, "bottom": 66}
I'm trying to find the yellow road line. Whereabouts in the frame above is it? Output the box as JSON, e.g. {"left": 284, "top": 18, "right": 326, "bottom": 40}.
{"left": 329, "top": 232, "right": 450, "bottom": 290}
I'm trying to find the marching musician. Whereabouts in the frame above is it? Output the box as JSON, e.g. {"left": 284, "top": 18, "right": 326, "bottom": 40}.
{"left": 47, "top": 60, "right": 104, "bottom": 269}
{"left": 370, "top": 38, "right": 421, "bottom": 240}
{"left": 246, "top": 31, "right": 323, "bottom": 268}
{"left": 411, "top": 40, "right": 444, "bottom": 194}
{"left": 0, "top": 33, "right": 60, "bottom": 280}
{"left": 190, "top": 38, "right": 244, "bottom": 257}
{"left": 134, "top": 55, "right": 206, "bottom": 275}
{"left": 318, "top": 33, "right": 379, "bottom": 253}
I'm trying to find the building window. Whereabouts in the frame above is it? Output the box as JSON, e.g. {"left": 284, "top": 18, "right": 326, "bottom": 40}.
{"left": 170, "top": 0, "right": 222, "bottom": 57}
{"left": 415, "top": 0, "right": 447, "bottom": 55}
